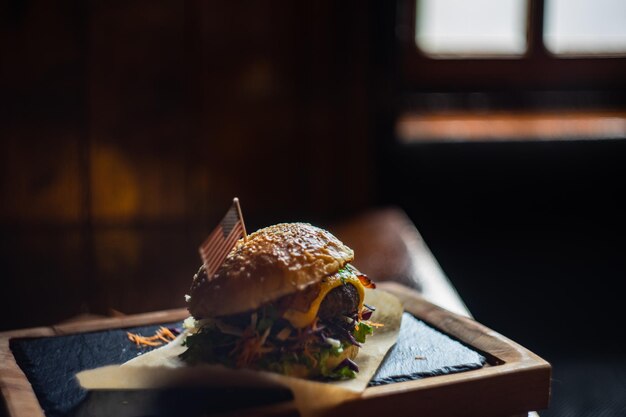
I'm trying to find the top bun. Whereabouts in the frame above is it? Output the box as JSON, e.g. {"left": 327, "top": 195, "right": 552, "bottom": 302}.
{"left": 188, "top": 223, "right": 354, "bottom": 318}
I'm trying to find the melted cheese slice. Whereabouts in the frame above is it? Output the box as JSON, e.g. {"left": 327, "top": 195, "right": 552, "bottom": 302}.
{"left": 282, "top": 270, "right": 365, "bottom": 328}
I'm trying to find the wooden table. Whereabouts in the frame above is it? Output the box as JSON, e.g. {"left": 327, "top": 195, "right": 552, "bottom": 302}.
{"left": 0, "top": 208, "right": 548, "bottom": 417}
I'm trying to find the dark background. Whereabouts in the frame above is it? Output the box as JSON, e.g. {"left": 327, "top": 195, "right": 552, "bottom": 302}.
{"left": 2, "top": 1, "right": 626, "bottom": 416}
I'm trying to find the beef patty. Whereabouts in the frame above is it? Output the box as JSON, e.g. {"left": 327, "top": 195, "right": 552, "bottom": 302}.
{"left": 318, "top": 283, "right": 359, "bottom": 320}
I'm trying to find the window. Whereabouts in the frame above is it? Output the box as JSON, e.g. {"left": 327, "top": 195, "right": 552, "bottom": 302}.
{"left": 416, "top": 0, "right": 528, "bottom": 57}
{"left": 544, "top": 0, "right": 626, "bottom": 56}
{"left": 396, "top": 0, "right": 626, "bottom": 142}
{"left": 414, "top": 0, "right": 626, "bottom": 58}
{"left": 399, "top": 0, "right": 626, "bottom": 91}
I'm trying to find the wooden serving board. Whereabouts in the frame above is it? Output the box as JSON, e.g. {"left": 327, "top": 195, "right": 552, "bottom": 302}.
{"left": 0, "top": 283, "right": 550, "bottom": 417}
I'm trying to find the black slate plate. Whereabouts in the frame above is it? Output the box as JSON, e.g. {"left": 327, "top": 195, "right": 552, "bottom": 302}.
{"left": 370, "top": 312, "right": 486, "bottom": 385}
{"left": 10, "top": 314, "right": 485, "bottom": 417}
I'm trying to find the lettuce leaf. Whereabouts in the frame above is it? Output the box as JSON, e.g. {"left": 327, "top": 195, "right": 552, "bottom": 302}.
{"left": 352, "top": 321, "right": 373, "bottom": 344}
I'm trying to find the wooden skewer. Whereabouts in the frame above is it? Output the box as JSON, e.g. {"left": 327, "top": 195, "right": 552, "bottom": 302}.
{"left": 233, "top": 197, "right": 248, "bottom": 241}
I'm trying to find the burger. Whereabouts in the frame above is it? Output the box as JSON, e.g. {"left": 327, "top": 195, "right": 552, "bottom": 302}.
{"left": 180, "top": 223, "right": 377, "bottom": 380}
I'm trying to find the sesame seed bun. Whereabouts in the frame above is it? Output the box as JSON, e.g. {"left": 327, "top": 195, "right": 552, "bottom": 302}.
{"left": 188, "top": 223, "right": 354, "bottom": 318}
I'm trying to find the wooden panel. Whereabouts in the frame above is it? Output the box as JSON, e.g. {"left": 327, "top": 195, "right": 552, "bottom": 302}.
{"left": 88, "top": 0, "right": 187, "bottom": 223}
{"left": 0, "top": 327, "right": 54, "bottom": 417}
{"left": 0, "top": 130, "right": 83, "bottom": 224}
{"left": 0, "top": 0, "right": 86, "bottom": 225}
{"left": 0, "top": 0, "right": 375, "bottom": 228}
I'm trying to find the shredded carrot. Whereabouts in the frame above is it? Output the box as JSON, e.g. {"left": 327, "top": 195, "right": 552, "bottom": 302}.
{"left": 234, "top": 324, "right": 281, "bottom": 368}
{"left": 157, "top": 327, "right": 176, "bottom": 341}
{"left": 127, "top": 333, "right": 161, "bottom": 347}
{"left": 363, "top": 320, "right": 384, "bottom": 328}
{"left": 127, "top": 327, "right": 177, "bottom": 348}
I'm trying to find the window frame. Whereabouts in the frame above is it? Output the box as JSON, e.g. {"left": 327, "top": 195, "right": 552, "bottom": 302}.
{"left": 398, "top": 0, "right": 626, "bottom": 90}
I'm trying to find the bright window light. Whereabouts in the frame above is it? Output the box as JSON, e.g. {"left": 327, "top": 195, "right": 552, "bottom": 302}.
{"left": 415, "top": 0, "right": 528, "bottom": 57}
{"left": 544, "top": 0, "right": 626, "bottom": 55}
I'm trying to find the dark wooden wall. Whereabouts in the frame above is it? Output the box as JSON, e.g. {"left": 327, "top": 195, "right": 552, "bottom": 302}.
{"left": 1, "top": 0, "right": 374, "bottom": 228}
{"left": 0, "top": 0, "right": 379, "bottom": 330}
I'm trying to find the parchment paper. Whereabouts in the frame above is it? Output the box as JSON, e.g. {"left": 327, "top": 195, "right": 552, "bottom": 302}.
{"left": 77, "top": 289, "right": 403, "bottom": 416}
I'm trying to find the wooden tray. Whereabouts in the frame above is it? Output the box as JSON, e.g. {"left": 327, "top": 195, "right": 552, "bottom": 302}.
{"left": 0, "top": 282, "right": 551, "bottom": 417}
